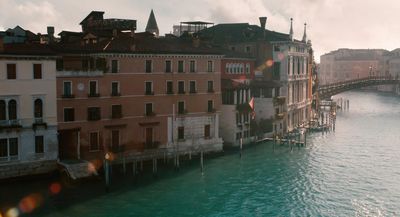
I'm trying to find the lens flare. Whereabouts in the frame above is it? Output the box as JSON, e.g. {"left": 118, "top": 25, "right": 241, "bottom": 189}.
{"left": 18, "top": 193, "right": 43, "bottom": 214}
{"left": 5, "top": 208, "right": 19, "bottom": 217}
{"left": 49, "top": 182, "right": 62, "bottom": 195}
{"left": 266, "top": 60, "right": 274, "bottom": 67}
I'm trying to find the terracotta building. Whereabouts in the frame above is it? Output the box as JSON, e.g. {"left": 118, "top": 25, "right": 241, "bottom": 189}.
{"left": 56, "top": 11, "right": 223, "bottom": 163}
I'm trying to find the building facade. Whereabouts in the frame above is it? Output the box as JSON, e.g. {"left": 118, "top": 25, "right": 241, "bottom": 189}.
{"left": 220, "top": 57, "right": 255, "bottom": 147}
{"left": 0, "top": 42, "right": 58, "bottom": 179}
{"left": 56, "top": 12, "right": 223, "bottom": 164}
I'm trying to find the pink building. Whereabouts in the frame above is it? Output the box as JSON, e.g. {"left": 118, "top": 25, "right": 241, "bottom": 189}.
{"left": 56, "top": 12, "right": 223, "bottom": 165}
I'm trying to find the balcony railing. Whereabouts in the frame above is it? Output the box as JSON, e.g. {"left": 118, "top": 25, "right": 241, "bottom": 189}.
{"left": 145, "top": 91, "right": 154, "bottom": 96}
{"left": 111, "top": 92, "right": 121, "bottom": 97}
{"left": 275, "top": 113, "right": 285, "bottom": 120}
{"left": 0, "top": 119, "right": 22, "bottom": 129}
{"left": 145, "top": 111, "right": 156, "bottom": 117}
{"left": 57, "top": 70, "right": 104, "bottom": 77}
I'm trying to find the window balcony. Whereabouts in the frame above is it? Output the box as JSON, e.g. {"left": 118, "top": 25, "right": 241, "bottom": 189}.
{"left": 57, "top": 70, "right": 104, "bottom": 77}
{"left": 189, "top": 90, "right": 197, "bottom": 94}
{"left": 166, "top": 90, "right": 174, "bottom": 95}
{"left": 178, "top": 90, "right": 186, "bottom": 94}
{"left": 275, "top": 112, "right": 286, "bottom": 120}
{"left": 0, "top": 119, "right": 22, "bottom": 129}
{"left": 178, "top": 109, "right": 188, "bottom": 115}
{"left": 208, "top": 89, "right": 215, "bottom": 93}
{"left": 32, "top": 117, "right": 47, "bottom": 130}
{"left": 207, "top": 108, "right": 217, "bottom": 113}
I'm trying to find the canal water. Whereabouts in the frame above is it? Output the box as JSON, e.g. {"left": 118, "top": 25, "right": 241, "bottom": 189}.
{"left": 3, "top": 90, "right": 400, "bottom": 216}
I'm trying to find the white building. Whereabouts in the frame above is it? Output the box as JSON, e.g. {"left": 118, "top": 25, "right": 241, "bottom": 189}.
{"left": 0, "top": 41, "right": 58, "bottom": 179}
{"left": 270, "top": 21, "right": 313, "bottom": 132}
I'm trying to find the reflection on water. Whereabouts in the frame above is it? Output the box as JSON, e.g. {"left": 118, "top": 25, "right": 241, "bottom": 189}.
{"left": 2, "top": 90, "right": 400, "bottom": 217}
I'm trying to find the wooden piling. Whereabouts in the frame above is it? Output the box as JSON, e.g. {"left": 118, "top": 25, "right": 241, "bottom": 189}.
{"left": 200, "top": 151, "right": 204, "bottom": 173}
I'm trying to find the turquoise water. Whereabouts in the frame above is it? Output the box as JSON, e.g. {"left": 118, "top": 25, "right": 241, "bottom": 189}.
{"left": 6, "top": 91, "right": 400, "bottom": 216}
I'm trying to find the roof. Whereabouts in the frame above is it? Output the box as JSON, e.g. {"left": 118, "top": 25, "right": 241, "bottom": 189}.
{"left": 198, "top": 23, "right": 290, "bottom": 44}
{"left": 53, "top": 32, "right": 224, "bottom": 55}
{"left": 145, "top": 10, "right": 158, "bottom": 32}
{"left": 80, "top": 11, "right": 104, "bottom": 25}
{"left": 0, "top": 43, "right": 55, "bottom": 56}
{"left": 181, "top": 21, "right": 213, "bottom": 25}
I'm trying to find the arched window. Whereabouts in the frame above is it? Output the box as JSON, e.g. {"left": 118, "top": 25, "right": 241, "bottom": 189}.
{"left": 0, "top": 100, "right": 5, "bottom": 120}
{"left": 8, "top": 100, "right": 17, "bottom": 120}
{"left": 34, "top": 99, "right": 43, "bottom": 118}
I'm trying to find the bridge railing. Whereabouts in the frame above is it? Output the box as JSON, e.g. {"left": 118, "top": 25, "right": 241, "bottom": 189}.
{"left": 318, "top": 76, "right": 398, "bottom": 90}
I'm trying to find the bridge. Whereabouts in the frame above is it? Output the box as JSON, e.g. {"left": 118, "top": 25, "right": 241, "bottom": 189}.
{"left": 318, "top": 76, "right": 400, "bottom": 99}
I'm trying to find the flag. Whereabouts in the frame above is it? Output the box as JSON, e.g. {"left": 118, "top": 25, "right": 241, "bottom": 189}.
{"left": 249, "top": 97, "right": 255, "bottom": 119}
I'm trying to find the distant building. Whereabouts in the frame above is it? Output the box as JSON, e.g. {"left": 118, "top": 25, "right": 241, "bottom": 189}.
{"left": 319, "top": 49, "right": 388, "bottom": 85}
{"left": 0, "top": 26, "right": 39, "bottom": 44}
{"left": 0, "top": 40, "right": 58, "bottom": 179}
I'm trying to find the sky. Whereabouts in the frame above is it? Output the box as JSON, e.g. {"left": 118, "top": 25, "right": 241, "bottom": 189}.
{"left": 1, "top": 0, "right": 400, "bottom": 62}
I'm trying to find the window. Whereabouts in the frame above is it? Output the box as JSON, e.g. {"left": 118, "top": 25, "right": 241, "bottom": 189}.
{"left": 166, "top": 81, "right": 173, "bottom": 94}
{"left": 178, "top": 81, "right": 185, "bottom": 94}
{"left": 145, "top": 103, "right": 154, "bottom": 116}
{"left": 236, "top": 132, "right": 242, "bottom": 140}
{"left": 64, "top": 108, "right": 74, "bottom": 122}
{"left": 207, "top": 100, "right": 213, "bottom": 112}
{"left": 111, "top": 130, "right": 120, "bottom": 149}
{"left": 244, "top": 113, "right": 249, "bottom": 123}
{"left": 89, "top": 132, "right": 99, "bottom": 151}
{"left": 33, "top": 64, "right": 42, "bottom": 79}
{"left": 246, "top": 64, "right": 250, "bottom": 74}
{"left": 145, "top": 81, "right": 153, "bottom": 95}
{"left": 145, "top": 60, "right": 152, "bottom": 73}
{"left": 165, "top": 60, "right": 172, "bottom": 73}
{"left": 0, "top": 138, "right": 18, "bottom": 160}
{"left": 63, "top": 81, "right": 73, "bottom": 97}
{"left": 236, "top": 113, "right": 242, "bottom": 125}
{"left": 8, "top": 100, "right": 17, "bottom": 120}
{"left": 111, "top": 104, "right": 122, "bottom": 119}
{"left": 245, "top": 46, "right": 251, "bottom": 53}
{"left": 178, "top": 127, "right": 184, "bottom": 140}
{"left": 178, "top": 60, "right": 184, "bottom": 73}
{"left": 207, "top": 80, "right": 214, "bottom": 93}
{"left": 89, "top": 81, "right": 99, "bottom": 97}
{"left": 189, "top": 81, "right": 196, "bottom": 93}
{"left": 56, "top": 59, "right": 64, "bottom": 71}
{"left": 34, "top": 99, "right": 43, "bottom": 119}
{"left": 273, "top": 62, "right": 281, "bottom": 80}
{"left": 178, "top": 101, "right": 185, "bottom": 114}
{"left": 111, "top": 60, "right": 119, "bottom": 73}
{"left": 111, "top": 82, "right": 120, "bottom": 96}
{"left": 207, "top": 61, "right": 213, "bottom": 73}
{"left": 87, "top": 107, "right": 101, "bottom": 121}
{"left": 7, "top": 64, "right": 16, "bottom": 79}
{"left": 274, "top": 45, "right": 280, "bottom": 52}
{"left": 204, "top": 125, "right": 210, "bottom": 138}
{"left": 0, "top": 100, "right": 5, "bottom": 120}
{"left": 35, "top": 136, "right": 44, "bottom": 154}
{"left": 189, "top": 60, "right": 196, "bottom": 73}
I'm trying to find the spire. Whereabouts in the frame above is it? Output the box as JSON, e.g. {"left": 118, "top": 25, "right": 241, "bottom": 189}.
{"left": 289, "top": 18, "right": 293, "bottom": 41}
{"left": 145, "top": 9, "right": 159, "bottom": 37}
{"left": 302, "top": 23, "right": 307, "bottom": 42}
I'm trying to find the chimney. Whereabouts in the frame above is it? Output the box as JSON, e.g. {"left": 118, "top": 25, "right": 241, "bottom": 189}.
{"left": 0, "top": 37, "right": 4, "bottom": 53}
{"left": 47, "top": 26, "right": 55, "bottom": 43}
{"left": 259, "top": 17, "right": 267, "bottom": 29}
{"left": 259, "top": 17, "right": 267, "bottom": 38}
{"left": 112, "top": 29, "right": 118, "bottom": 37}
{"left": 130, "top": 26, "right": 135, "bottom": 38}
